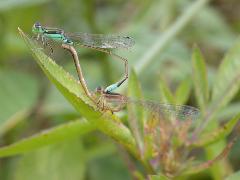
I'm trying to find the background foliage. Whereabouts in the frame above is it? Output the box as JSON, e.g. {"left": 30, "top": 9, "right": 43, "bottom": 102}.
{"left": 0, "top": 0, "right": 240, "bottom": 179}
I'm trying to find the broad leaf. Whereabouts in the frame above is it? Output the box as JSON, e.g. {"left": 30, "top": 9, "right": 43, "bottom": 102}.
{"left": 175, "top": 77, "right": 192, "bottom": 105}
{"left": 204, "top": 39, "right": 240, "bottom": 179}
{"left": 159, "top": 78, "right": 175, "bottom": 104}
{"left": 0, "top": 69, "right": 39, "bottom": 135}
{"left": 128, "top": 69, "right": 143, "bottom": 100}
{"left": 13, "top": 139, "right": 86, "bottom": 180}
{"left": 0, "top": 119, "right": 94, "bottom": 157}
{"left": 0, "top": 0, "right": 48, "bottom": 11}
{"left": 127, "top": 69, "right": 144, "bottom": 154}
{"left": 192, "top": 46, "right": 209, "bottom": 111}
{"left": 210, "top": 39, "right": 240, "bottom": 115}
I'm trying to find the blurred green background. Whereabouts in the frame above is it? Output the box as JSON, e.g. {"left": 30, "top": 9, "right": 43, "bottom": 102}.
{"left": 0, "top": 0, "right": 240, "bottom": 179}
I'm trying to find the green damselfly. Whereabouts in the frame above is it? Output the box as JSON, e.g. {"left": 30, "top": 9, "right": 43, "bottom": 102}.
{"left": 32, "top": 22, "right": 134, "bottom": 94}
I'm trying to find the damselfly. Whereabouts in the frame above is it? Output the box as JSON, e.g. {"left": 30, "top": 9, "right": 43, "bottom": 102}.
{"left": 95, "top": 87, "right": 201, "bottom": 175}
{"left": 95, "top": 87, "right": 200, "bottom": 117}
{"left": 32, "top": 22, "right": 134, "bottom": 93}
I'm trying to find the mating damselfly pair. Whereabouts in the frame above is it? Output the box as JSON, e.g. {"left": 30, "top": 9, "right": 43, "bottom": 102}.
{"left": 31, "top": 22, "right": 199, "bottom": 114}
{"left": 31, "top": 22, "right": 200, "bottom": 116}
{"left": 31, "top": 22, "right": 205, "bottom": 175}
{"left": 29, "top": 23, "right": 238, "bottom": 177}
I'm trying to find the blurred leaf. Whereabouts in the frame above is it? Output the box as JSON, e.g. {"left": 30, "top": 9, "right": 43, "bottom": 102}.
{"left": 88, "top": 154, "right": 131, "bottom": 180}
{"left": 127, "top": 69, "right": 144, "bottom": 154}
{"left": 134, "top": 0, "right": 209, "bottom": 74}
{"left": 18, "top": 28, "right": 137, "bottom": 157}
{"left": 85, "top": 143, "right": 116, "bottom": 162}
{"left": 0, "top": 69, "right": 38, "bottom": 135}
{"left": 185, "top": 136, "right": 237, "bottom": 176}
{"left": 148, "top": 174, "right": 169, "bottom": 180}
{"left": 43, "top": 85, "right": 77, "bottom": 116}
{"left": 128, "top": 69, "right": 143, "bottom": 100}
{"left": 192, "top": 113, "right": 240, "bottom": 147}
{"left": 0, "top": 119, "right": 94, "bottom": 157}
{"left": 13, "top": 139, "right": 86, "bottom": 180}
{"left": 0, "top": 0, "right": 48, "bottom": 11}
{"left": 0, "top": 110, "right": 30, "bottom": 137}
{"left": 159, "top": 78, "right": 175, "bottom": 104}
{"left": 204, "top": 126, "right": 229, "bottom": 179}
{"left": 175, "top": 77, "right": 192, "bottom": 105}
{"left": 225, "top": 171, "right": 240, "bottom": 180}
{"left": 192, "top": 36, "right": 240, "bottom": 180}
{"left": 210, "top": 38, "right": 240, "bottom": 116}
{"left": 187, "top": 7, "right": 236, "bottom": 50}
{"left": 192, "top": 46, "right": 209, "bottom": 111}
{"left": 217, "top": 102, "right": 240, "bottom": 121}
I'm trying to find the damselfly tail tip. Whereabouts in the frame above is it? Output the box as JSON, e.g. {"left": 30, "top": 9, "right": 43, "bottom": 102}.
{"left": 125, "top": 36, "right": 135, "bottom": 46}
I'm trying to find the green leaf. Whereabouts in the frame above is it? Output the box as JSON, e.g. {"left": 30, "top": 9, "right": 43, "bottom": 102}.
{"left": 0, "top": 0, "right": 49, "bottom": 12}
{"left": 128, "top": 69, "right": 143, "bottom": 100}
{"left": 17, "top": 28, "right": 137, "bottom": 157}
{"left": 225, "top": 171, "right": 240, "bottom": 180}
{"left": 148, "top": 174, "right": 169, "bottom": 180}
{"left": 88, "top": 154, "right": 132, "bottom": 180}
{"left": 192, "top": 113, "right": 240, "bottom": 147}
{"left": 175, "top": 77, "right": 192, "bottom": 104}
{"left": 0, "top": 119, "right": 95, "bottom": 157}
{"left": 202, "top": 39, "right": 240, "bottom": 179}
{"left": 217, "top": 102, "right": 240, "bottom": 121}
{"left": 185, "top": 136, "right": 236, "bottom": 176}
{"left": 192, "top": 46, "right": 209, "bottom": 111}
{"left": 159, "top": 78, "right": 175, "bottom": 104}
{"left": 0, "top": 69, "right": 39, "bottom": 135}
{"left": 210, "top": 38, "right": 240, "bottom": 115}
{"left": 13, "top": 139, "right": 86, "bottom": 180}
{"left": 205, "top": 132, "right": 228, "bottom": 179}
{"left": 189, "top": 7, "right": 235, "bottom": 50}
{"left": 134, "top": 0, "right": 209, "bottom": 73}
{"left": 127, "top": 69, "right": 144, "bottom": 154}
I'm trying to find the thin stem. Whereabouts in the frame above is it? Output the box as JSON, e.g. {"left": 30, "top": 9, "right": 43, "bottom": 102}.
{"left": 184, "top": 136, "right": 238, "bottom": 175}
{"left": 135, "top": 0, "right": 209, "bottom": 74}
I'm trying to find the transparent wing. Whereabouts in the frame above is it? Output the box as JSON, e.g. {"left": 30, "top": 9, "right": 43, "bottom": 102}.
{"left": 65, "top": 32, "right": 135, "bottom": 49}
{"left": 100, "top": 93, "right": 200, "bottom": 121}
{"left": 133, "top": 100, "right": 200, "bottom": 121}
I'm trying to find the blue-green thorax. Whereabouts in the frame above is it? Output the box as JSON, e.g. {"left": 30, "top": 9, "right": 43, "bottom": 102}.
{"left": 32, "top": 22, "right": 73, "bottom": 45}
{"left": 44, "top": 32, "right": 73, "bottom": 45}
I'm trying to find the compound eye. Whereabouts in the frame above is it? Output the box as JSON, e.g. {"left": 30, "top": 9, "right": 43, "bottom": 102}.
{"left": 34, "top": 22, "right": 41, "bottom": 28}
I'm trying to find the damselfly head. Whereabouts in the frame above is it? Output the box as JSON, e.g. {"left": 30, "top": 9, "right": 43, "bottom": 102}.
{"left": 95, "top": 86, "right": 104, "bottom": 93}
{"left": 34, "top": 22, "right": 41, "bottom": 28}
{"left": 32, "top": 22, "right": 44, "bottom": 34}
{"left": 94, "top": 86, "right": 105, "bottom": 98}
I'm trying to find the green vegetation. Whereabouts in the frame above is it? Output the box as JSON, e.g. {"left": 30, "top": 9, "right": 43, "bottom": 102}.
{"left": 0, "top": 0, "right": 240, "bottom": 179}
